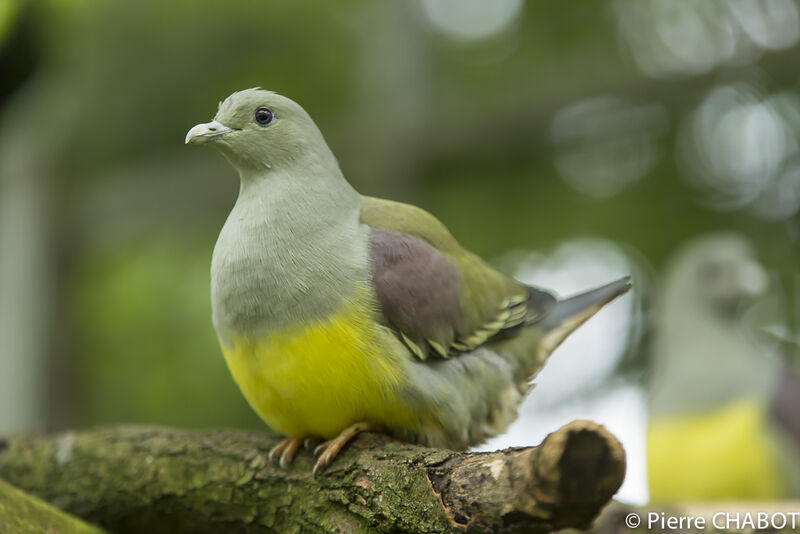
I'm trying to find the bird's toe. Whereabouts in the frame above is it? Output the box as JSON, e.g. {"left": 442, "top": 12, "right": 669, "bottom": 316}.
{"left": 311, "top": 422, "right": 374, "bottom": 476}
{"left": 269, "top": 437, "right": 303, "bottom": 467}
{"left": 278, "top": 438, "right": 303, "bottom": 469}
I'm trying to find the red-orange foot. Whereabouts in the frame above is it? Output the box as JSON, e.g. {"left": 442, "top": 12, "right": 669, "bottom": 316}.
{"left": 313, "top": 422, "right": 375, "bottom": 476}
{"left": 268, "top": 437, "right": 304, "bottom": 469}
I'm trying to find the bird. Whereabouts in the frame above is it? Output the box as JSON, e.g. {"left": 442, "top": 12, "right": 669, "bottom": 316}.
{"left": 185, "top": 88, "right": 631, "bottom": 474}
{"left": 647, "top": 233, "right": 800, "bottom": 499}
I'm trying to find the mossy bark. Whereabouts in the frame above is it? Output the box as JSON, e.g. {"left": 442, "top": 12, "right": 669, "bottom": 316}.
{"left": 0, "top": 420, "right": 625, "bottom": 533}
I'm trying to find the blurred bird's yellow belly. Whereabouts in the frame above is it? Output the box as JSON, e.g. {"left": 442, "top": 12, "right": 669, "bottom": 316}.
{"left": 648, "top": 400, "right": 785, "bottom": 500}
{"left": 220, "top": 295, "right": 416, "bottom": 438}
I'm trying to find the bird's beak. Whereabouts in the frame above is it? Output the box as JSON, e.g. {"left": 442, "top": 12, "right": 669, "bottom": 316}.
{"left": 185, "top": 120, "right": 233, "bottom": 145}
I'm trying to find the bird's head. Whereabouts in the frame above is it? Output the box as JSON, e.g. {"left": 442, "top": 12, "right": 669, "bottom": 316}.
{"left": 665, "top": 233, "right": 768, "bottom": 320}
{"left": 185, "top": 88, "right": 325, "bottom": 172}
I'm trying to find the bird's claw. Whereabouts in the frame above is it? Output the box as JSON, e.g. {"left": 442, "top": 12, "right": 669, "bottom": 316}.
{"left": 311, "top": 422, "right": 374, "bottom": 476}
{"left": 268, "top": 437, "right": 303, "bottom": 469}
{"left": 268, "top": 423, "right": 374, "bottom": 475}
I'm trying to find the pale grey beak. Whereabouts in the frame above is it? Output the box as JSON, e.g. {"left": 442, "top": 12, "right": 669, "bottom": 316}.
{"left": 185, "top": 120, "right": 233, "bottom": 145}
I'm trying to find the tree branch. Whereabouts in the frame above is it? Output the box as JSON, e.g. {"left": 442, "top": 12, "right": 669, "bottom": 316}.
{"left": 0, "top": 479, "right": 106, "bottom": 534}
{"left": 0, "top": 420, "right": 625, "bottom": 534}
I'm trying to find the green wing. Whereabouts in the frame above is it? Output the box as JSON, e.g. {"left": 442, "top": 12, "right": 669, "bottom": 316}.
{"left": 361, "top": 196, "right": 555, "bottom": 360}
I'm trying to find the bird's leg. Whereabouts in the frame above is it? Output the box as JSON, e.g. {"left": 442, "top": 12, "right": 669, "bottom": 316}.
{"left": 313, "top": 422, "right": 375, "bottom": 475}
{"left": 268, "top": 436, "right": 304, "bottom": 469}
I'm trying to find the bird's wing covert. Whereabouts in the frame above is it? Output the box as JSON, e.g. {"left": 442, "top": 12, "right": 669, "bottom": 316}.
{"left": 360, "top": 196, "right": 556, "bottom": 360}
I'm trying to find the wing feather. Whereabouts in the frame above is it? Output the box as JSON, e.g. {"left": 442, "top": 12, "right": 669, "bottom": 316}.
{"left": 361, "top": 196, "right": 555, "bottom": 360}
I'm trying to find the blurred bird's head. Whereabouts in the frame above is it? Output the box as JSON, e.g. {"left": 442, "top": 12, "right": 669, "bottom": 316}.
{"left": 663, "top": 233, "right": 768, "bottom": 319}
{"left": 185, "top": 88, "right": 328, "bottom": 173}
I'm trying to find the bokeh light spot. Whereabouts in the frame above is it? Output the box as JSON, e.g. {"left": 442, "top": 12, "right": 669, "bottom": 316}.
{"left": 678, "top": 83, "right": 800, "bottom": 219}
{"left": 551, "top": 96, "right": 668, "bottom": 197}
{"left": 418, "top": 0, "right": 523, "bottom": 41}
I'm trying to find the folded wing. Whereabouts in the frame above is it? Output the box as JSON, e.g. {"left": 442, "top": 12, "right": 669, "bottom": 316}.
{"left": 361, "top": 196, "right": 556, "bottom": 360}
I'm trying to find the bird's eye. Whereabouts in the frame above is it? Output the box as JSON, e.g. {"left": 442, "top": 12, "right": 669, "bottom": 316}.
{"left": 254, "top": 107, "right": 274, "bottom": 126}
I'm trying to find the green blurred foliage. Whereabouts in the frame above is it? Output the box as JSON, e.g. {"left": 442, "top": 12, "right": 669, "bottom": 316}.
{"left": 74, "top": 233, "right": 261, "bottom": 428}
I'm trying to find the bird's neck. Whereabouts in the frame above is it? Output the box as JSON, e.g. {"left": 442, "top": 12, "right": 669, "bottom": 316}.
{"left": 211, "top": 156, "right": 369, "bottom": 343}
{"left": 239, "top": 157, "right": 360, "bottom": 224}
{"left": 650, "top": 300, "right": 779, "bottom": 416}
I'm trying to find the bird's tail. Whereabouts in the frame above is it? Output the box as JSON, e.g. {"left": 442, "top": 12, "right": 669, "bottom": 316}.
{"left": 537, "top": 276, "right": 632, "bottom": 359}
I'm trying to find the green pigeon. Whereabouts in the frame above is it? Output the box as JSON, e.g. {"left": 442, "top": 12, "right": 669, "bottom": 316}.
{"left": 185, "top": 88, "right": 630, "bottom": 473}
{"left": 647, "top": 233, "right": 800, "bottom": 499}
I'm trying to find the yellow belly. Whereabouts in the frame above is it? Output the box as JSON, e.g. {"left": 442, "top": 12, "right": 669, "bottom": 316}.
{"left": 648, "top": 400, "right": 785, "bottom": 500}
{"left": 220, "top": 292, "right": 416, "bottom": 438}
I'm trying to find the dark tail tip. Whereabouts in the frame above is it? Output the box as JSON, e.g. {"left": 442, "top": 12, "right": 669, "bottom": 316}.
{"left": 540, "top": 276, "right": 632, "bottom": 333}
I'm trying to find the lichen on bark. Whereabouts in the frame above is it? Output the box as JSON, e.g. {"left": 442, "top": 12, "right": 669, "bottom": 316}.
{"left": 0, "top": 420, "right": 625, "bottom": 533}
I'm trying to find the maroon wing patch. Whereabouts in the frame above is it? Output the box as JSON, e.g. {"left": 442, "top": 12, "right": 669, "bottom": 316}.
{"left": 369, "top": 228, "right": 464, "bottom": 359}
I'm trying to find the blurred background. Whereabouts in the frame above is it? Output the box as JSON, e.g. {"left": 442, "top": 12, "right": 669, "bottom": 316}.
{"left": 1, "top": 0, "right": 798, "bottom": 506}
